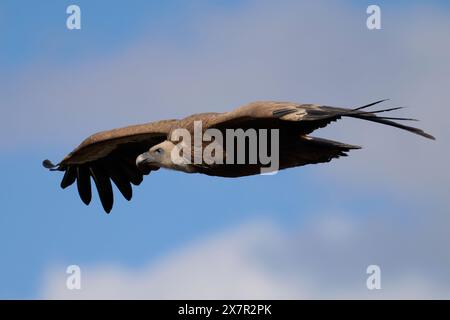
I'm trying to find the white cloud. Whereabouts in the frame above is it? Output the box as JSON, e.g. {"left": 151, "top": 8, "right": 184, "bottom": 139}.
{"left": 42, "top": 221, "right": 299, "bottom": 299}
{"left": 42, "top": 211, "right": 450, "bottom": 299}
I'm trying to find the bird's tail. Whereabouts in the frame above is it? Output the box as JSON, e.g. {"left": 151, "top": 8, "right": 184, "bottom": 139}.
{"left": 277, "top": 136, "right": 361, "bottom": 170}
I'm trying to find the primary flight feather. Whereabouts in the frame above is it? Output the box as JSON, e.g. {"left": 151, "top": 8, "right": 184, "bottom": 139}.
{"left": 43, "top": 100, "right": 434, "bottom": 213}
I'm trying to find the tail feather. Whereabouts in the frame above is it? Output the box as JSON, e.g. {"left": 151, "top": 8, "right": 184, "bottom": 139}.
{"left": 305, "top": 136, "right": 361, "bottom": 150}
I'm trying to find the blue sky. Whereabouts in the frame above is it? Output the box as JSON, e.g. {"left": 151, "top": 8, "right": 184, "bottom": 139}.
{"left": 1, "top": 1, "right": 449, "bottom": 299}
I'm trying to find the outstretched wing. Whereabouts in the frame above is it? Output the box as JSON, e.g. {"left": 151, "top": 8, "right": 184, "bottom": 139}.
{"left": 43, "top": 119, "right": 177, "bottom": 213}
{"left": 205, "top": 100, "right": 435, "bottom": 139}
{"left": 196, "top": 100, "right": 434, "bottom": 176}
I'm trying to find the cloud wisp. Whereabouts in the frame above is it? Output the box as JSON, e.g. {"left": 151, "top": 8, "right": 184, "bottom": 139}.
{"left": 43, "top": 209, "right": 450, "bottom": 299}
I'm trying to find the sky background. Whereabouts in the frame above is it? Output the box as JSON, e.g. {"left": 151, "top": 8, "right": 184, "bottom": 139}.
{"left": 1, "top": 0, "right": 449, "bottom": 299}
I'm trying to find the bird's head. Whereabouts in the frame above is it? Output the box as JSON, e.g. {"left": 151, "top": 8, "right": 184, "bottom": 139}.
{"left": 136, "top": 140, "right": 196, "bottom": 174}
{"left": 136, "top": 140, "right": 176, "bottom": 171}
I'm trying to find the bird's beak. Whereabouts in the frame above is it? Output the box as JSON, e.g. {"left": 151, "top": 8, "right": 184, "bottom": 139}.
{"left": 136, "top": 152, "right": 155, "bottom": 171}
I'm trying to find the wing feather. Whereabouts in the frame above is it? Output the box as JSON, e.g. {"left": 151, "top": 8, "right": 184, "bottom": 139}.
{"left": 205, "top": 100, "right": 434, "bottom": 139}
{"left": 106, "top": 162, "right": 133, "bottom": 201}
{"left": 60, "top": 166, "right": 77, "bottom": 189}
{"left": 117, "top": 156, "right": 144, "bottom": 186}
{"left": 90, "top": 165, "right": 114, "bottom": 213}
{"left": 76, "top": 166, "right": 92, "bottom": 205}
{"left": 44, "top": 119, "right": 177, "bottom": 212}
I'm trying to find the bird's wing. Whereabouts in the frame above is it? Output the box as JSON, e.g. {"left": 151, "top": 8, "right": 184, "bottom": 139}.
{"left": 43, "top": 119, "right": 177, "bottom": 213}
{"left": 205, "top": 100, "right": 435, "bottom": 139}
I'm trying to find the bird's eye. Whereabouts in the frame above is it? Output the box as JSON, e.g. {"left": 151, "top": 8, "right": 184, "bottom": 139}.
{"left": 155, "top": 148, "right": 163, "bottom": 154}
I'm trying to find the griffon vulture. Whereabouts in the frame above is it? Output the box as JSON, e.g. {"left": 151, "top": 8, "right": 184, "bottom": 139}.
{"left": 43, "top": 100, "right": 434, "bottom": 213}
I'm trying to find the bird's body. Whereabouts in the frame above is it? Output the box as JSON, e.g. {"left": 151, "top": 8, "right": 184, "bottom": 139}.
{"left": 44, "top": 100, "right": 434, "bottom": 213}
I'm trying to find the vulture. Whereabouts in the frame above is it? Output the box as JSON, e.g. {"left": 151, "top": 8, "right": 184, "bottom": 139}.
{"left": 43, "top": 100, "right": 434, "bottom": 213}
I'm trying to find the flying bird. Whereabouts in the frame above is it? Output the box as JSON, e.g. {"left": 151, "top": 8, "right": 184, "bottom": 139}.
{"left": 43, "top": 100, "right": 434, "bottom": 213}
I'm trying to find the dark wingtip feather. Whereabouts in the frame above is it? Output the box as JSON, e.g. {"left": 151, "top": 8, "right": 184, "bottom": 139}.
{"left": 43, "top": 159, "right": 59, "bottom": 170}
{"left": 60, "top": 166, "right": 77, "bottom": 189}
{"left": 90, "top": 166, "right": 114, "bottom": 214}
{"left": 77, "top": 166, "right": 92, "bottom": 205}
{"left": 402, "top": 127, "right": 435, "bottom": 140}
{"left": 109, "top": 171, "right": 133, "bottom": 201}
{"left": 345, "top": 101, "right": 435, "bottom": 141}
{"left": 354, "top": 99, "right": 389, "bottom": 111}
{"left": 113, "top": 177, "right": 132, "bottom": 201}
{"left": 419, "top": 131, "right": 436, "bottom": 140}
{"left": 352, "top": 114, "right": 436, "bottom": 140}
{"left": 42, "top": 159, "right": 54, "bottom": 168}
{"left": 377, "top": 116, "right": 418, "bottom": 121}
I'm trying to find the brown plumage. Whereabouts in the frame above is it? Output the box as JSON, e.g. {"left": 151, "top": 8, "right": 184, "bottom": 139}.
{"left": 43, "top": 100, "right": 434, "bottom": 213}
